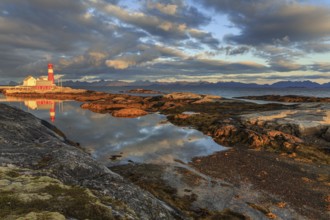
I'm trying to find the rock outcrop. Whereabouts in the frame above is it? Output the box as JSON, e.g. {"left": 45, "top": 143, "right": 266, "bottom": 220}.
{"left": 165, "top": 100, "right": 330, "bottom": 164}
{"left": 124, "top": 88, "right": 163, "bottom": 94}
{"left": 112, "top": 108, "right": 148, "bottom": 118}
{"left": 164, "top": 92, "right": 203, "bottom": 100}
{"left": 0, "top": 104, "right": 178, "bottom": 219}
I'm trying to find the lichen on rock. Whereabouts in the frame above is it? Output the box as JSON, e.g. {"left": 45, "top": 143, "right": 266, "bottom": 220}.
{"left": 0, "top": 166, "right": 116, "bottom": 220}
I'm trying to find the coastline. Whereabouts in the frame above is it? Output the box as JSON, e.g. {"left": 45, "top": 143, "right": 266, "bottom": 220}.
{"left": 0, "top": 88, "right": 329, "bottom": 219}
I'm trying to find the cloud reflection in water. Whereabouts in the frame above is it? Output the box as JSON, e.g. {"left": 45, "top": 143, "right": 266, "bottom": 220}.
{"left": 2, "top": 100, "right": 226, "bottom": 165}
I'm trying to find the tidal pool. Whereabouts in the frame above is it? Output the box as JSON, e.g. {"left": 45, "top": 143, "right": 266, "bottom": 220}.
{"left": 0, "top": 95, "right": 226, "bottom": 165}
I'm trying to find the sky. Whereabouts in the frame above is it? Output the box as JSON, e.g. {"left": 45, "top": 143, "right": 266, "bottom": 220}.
{"left": 1, "top": 0, "right": 330, "bottom": 84}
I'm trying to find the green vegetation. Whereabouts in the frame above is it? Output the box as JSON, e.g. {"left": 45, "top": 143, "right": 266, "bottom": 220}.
{"left": 0, "top": 166, "right": 122, "bottom": 220}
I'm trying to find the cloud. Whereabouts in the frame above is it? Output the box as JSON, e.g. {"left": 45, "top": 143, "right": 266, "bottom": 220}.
{"left": 147, "top": 2, "right": 178, "bottom": 15}
{"left": 298, "top": 42, "right": 330, "bottom": 53}
{"left": 198, "top": 0, "right": 330, "bottom": 45}
{"left": 102, "top": 4, "right": 186, "bottom": 38}
{"left": 105, "top": 47, "right": 159, "bottom": 69}
{"left": 0, "top": 0, "right": 221, "bottom": 82}
{"left": 269, "top": 59, "right": 305, "bottom": 72}
{"left": 102, "top": 3, "right": 216, "bottom": 43}
{"left": 148, "top": 58, "right": 269, "bottom": 75}
{"left": 105, "top": 44, "right": 188, "bottom": 69}
{"left": 195, "top": 0, "right": 330, "bottom": 74}
{"left": 224, "top": 46, "right": 250, "bottom": 56}
{"left": 105, "top": 60, "right": 135, "bottom": 69}
{"left": 310, "top": 62, "right": 330, "bottom": 72}
{"left": 0, "top": 0, "right": 329, "bottom": 83}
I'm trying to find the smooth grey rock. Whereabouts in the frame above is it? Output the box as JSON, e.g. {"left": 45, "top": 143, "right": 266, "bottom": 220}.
{"left": 0, "top": 103, "right": 179, "bottom": 219}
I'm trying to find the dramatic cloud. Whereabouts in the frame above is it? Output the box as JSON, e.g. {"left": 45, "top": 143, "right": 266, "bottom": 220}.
{"left": 198, "top": 0, "right": 330, "bottom": 45}
{"left": 98, "top": 1, "right": 219, "bottom": 47}
{"left": 0, "top": 0, "right": 329, "bottom": 83}
{"left": 197, "top": 0, "right": 330, "bottom": 76}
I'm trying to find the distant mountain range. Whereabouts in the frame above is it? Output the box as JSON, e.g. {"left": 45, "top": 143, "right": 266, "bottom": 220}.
{"left": 62, "top": 80, "right": 330, "bottom": 88}
{"left": 3, "top": 79, "right": 329, "bottom": 88}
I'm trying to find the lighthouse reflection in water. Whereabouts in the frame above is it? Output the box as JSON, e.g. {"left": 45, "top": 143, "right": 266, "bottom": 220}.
{"left": 24, "top": 99, "right": 57, "bottom": 122}
{"left": 4, "top": 96, "right": 63, "bottom": 123}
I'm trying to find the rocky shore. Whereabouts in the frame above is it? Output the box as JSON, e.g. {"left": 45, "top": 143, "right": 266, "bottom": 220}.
{"left": 1, "top": 88, "right": 330, "bottom": 219}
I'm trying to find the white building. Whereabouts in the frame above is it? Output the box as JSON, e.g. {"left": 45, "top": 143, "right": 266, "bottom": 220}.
{"left": 23, "top": 76, "right": 37, "bottom": 86}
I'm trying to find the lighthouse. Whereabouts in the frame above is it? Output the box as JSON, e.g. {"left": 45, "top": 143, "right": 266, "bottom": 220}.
{"left": 48, "top": 63, "right": 55, "bottom": 84}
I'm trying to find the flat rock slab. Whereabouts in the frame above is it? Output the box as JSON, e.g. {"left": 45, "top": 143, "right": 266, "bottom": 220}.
{"left": 242, "top": 103, "right": 330, "bottom": 135}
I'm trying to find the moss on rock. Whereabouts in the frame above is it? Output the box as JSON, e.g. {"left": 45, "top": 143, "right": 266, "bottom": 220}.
{"left": 0, "top": 166, "right": 116, "bottom": 220}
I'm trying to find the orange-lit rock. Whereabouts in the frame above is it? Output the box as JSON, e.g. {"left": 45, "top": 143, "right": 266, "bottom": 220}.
{"left": 112, "top": 108, "right": 148, "bottom": 118}
{"left": 164, "top": 92, "right": 202, "bottom": 100}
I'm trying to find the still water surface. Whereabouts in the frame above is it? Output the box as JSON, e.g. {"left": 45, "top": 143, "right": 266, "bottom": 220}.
{"left": 0, "top": 95, "right": 225, "bottom": 166}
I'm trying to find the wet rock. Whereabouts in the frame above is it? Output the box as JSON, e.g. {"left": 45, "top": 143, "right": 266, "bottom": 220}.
{"left": 112, "top": 163, "right": 306, "bottom": 220}
{"left": 112, "top": 108, "right": 148, "bottom": 118}
{"left": 191, "top": 148, "right": 330, "bottom": 220}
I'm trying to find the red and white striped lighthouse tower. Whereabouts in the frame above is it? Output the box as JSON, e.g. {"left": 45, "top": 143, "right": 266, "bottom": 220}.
{"left": 48, "top": 63, "right": 55, "bottom": 84}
